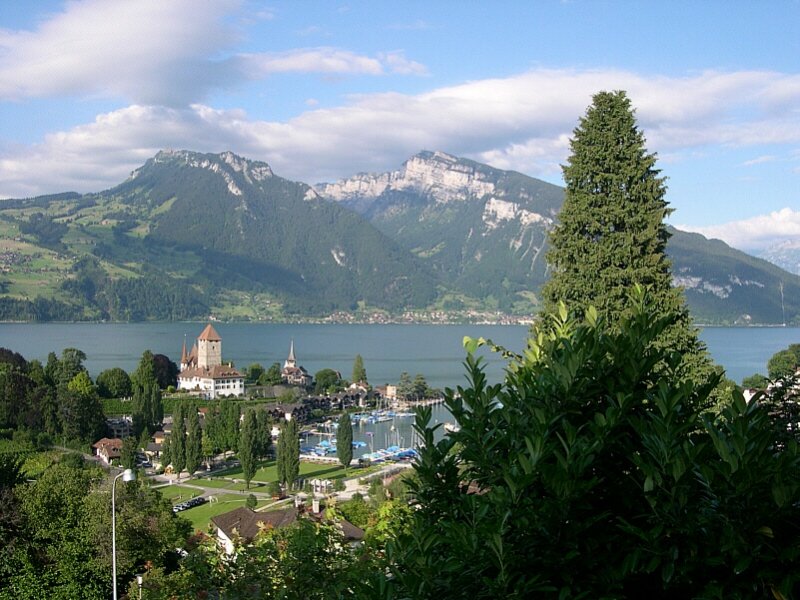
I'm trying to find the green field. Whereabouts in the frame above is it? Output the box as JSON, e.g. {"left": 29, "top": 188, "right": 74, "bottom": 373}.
{"left": 179, "top": 494, "right": 274, "bottom": 532}
{"left": 155, "top": 483, "right": 203, "bottom": 503}
{"left": 212, "top": 459, "right": 364, "bottom": 483}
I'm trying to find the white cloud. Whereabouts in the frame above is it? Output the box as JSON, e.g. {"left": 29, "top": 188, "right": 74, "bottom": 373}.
{"left": 0, "top": 0, "right": 240, "bottom": 105}
{"left": 2, "top": 67, "right": 800, "bottom": 198}
{"left": 241, "top": 48, "right": 384, "bottom": 76}
{"left": 0, "top": 1, "right": 428, "bottom": 106}
{"left": 678, "top": 208, "right": 800, "bottom": 251}
{"left": 743, "top": 155, "right": 777, "bottom": 166}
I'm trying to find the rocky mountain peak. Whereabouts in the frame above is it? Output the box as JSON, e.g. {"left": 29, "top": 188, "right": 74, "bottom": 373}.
{"left": 316, "top": 150, "right": 498, "bottom": 204}
{"left": 136, "top": 150, "right": 274, "bottom": 191}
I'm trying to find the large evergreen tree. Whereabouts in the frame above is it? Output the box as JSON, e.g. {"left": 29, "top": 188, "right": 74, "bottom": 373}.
{"left": 277, "top": 418, "right": 300, "bottom": 489}
{"left": 255, "top": 407, "right": 272, "bottom": 459}
{"left": 352, "top": 354, "right": 367, "bottom": 384}
{"left": 542, "top": 90, "right": 709, "bottom": 378}
{"left": 239, "top": 409, "right": 258, "bottom": 489}
{"left": 170, "top": 403, "right": 186, "bottom": 478}
{"left": 131, "top": 351, "right": 163, "bottom": 436}
{"left": 184, "top": 407, "right": 202, "bottom": 476}
{"left": 336, "top": 411, "right": 353, "bottom": 471}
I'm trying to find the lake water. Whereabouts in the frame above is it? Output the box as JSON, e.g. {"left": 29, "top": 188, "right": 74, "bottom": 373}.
{"left": 0, "top": 322, "right": 798, "bottom": 388}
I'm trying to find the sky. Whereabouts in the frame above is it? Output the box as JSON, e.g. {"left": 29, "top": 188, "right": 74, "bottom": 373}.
{"left": 1, "top": 0, "right": 799, "bottom": 252}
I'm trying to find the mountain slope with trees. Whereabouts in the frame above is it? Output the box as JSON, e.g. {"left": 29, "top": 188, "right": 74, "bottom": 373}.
{"left": 318, "top": 152, "right": 800, "bottom": 324}
{"left": 1, "top": 149, "right": 799, "bottom": 323}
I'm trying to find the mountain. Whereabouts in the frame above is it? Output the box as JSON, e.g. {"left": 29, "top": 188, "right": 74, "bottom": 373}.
{"left": 317, "top": 151, "right": 800, "bottom": 325}
{"left": 0, "top": 150, "right": 437, "bottom": 321}
{"left": 2, "top": 149, "right": 799, "bottom": 324}
{"left": 757, "top": 239, "right": 800, "bottom": 275}
{"left": 317, "top": 151, "right": 563, "bottom": 313}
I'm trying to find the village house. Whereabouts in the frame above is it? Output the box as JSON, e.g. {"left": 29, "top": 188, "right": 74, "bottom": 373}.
{"left": 177, "top": 324, "right": 245, "bottom": 399}
{"left": 211, "top": 503, "right": 364, "bottom": 555}
{"left": 92, "top": 437, "right": 123, "bottom": 464}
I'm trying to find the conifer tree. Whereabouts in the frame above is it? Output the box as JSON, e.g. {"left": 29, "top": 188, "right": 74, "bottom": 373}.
{"left": 352, "top": 354, "right": 367, "bottom": 384}
{"left": 131, "top": 350, "right": 163, "bottom": 436}
{"left": 336, "top": 411, "right": 353, "bottom": 472}
{"left": 184, "top": 407, "right": 202, "bottom": 476}
{"left": 543, "top": 90, "right": 710, "bottom": 379}
{"left": 239, "top": 409, "right": 258, "bottom": 489}
{"left": 277, "top": 417, "right": 300, "bottom": 489}
{"left": 255, "top": 407, "right": 272, "bottom": 459}
{"left": 171, "top": 403, "right": 186, "bottom": 478}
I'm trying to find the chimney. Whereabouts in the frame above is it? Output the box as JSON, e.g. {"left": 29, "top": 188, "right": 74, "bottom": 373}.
{"left": 312, "top": 496, "right": 320, "bottom": 514}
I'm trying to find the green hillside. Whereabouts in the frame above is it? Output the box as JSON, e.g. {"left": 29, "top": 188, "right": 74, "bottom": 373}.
{"left": 0, "top": 150, "right": 437, "bottom": 321}
{"left": 1, "top": 149, "right": 799, "bottom": 324}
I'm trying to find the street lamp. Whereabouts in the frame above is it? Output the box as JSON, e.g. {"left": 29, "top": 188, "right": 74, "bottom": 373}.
{"left": 112, "top": 468, "right": 136, "bottom": 600}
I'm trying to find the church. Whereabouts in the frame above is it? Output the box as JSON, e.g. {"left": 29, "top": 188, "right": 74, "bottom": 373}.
{"left": 177, "top": 324, "right": 245, "bottom": 399}
{"left": 281, "top": 340, "right": 312, "bottom": 387}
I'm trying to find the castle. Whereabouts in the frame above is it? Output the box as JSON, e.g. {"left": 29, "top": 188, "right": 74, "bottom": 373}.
{"left": 177, "top": 324, "right": 244, "bottom": 399}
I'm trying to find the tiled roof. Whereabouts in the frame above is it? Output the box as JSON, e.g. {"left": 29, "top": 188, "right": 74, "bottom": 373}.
{"left": 198, "top": 323, "right": 221, "bottom": 341}
{"left": 212, "top": 507, "right": 298, "bottom": 541}
{"left": 211, "top": 506, "right": 364, "bottom": 543}
{"left": 93, "top": 437, "right": 123, "bottom": 450}
{"left": 179, "top": 365, "right": 244, "bottom": 380}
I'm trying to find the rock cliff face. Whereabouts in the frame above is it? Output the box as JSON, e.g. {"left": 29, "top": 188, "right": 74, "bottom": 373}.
{"left": 316, "top": 151, "right": 565, "bottom": 311}
{"left": 759, "top": 240, "right": 800, "bottom": 275}
{"left": 318, "top": 151, "right": 496, "bottom": 204}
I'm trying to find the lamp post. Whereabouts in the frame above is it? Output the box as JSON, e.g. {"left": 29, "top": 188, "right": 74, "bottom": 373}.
{"left": 112, "top": 468, "right": 136, "bottom": 600}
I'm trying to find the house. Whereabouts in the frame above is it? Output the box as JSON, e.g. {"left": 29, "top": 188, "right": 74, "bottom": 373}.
{"left": 281, "top": 340, "right": 312, "bottom": 387}
{"left": 93, "top": 437, "right": 123, "bottom": 464}
{"left": 177, "top": 324, "right": 245, "bottom": 399}
{"left": 211, "top": 505, "right": 364, "bottom": 555}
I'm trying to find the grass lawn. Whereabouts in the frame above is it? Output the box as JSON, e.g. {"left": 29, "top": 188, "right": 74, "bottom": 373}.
{"left": 155, "top": 484, "right": 203, "bottom": 504}
{"left": 214, "top": 460, "right": 358, "bottom": 483}
{"left": 179, "top": 494, "right": 271, "bottom": 532}
{"left": 195, "top": 478, "right": 269, "bottom": 492}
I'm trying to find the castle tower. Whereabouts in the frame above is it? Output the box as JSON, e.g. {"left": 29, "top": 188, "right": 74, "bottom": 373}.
{"left": 197, "top": 323, "right": 222, "bottom": 369}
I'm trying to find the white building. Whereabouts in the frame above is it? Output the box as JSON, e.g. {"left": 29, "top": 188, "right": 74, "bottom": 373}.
{"left": 177, "top": 324, "right": 245, "bottom": 399}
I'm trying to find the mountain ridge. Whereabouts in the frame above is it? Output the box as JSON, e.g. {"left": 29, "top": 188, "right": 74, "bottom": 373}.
{"left": 1, "top": 149, "right": 799, "bottom": 325}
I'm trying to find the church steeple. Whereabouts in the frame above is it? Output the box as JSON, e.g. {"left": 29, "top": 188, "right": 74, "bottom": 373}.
{"left": 284, "top": 339, "right": 297, "bottom": 369}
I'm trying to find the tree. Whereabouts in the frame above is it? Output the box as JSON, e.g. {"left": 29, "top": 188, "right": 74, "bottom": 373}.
{"left": 152, "top": 354, "right": 179, "bottom": 389}
{"left": 184, "top": 407, "right": 202, "bottom": 476}
{"left": 201, "top": 430, "right": 214, "bottom": 470}
{"left": 61, "top": 371, "right": 105, "bottom": 442}
{"left": 336, "top": 411, "right": 353, "bottom": 471}
{"left": 220, "top": 401, "right": 240, "bottom": 453}
{"left": 397, "top": 372, "right": 413, "bottom": 401}
{"left": 412, "top": 374, "right": 428, "bottom": 400}
{"left": 352, "top": 354, "right": 367, "bottom": 384}
{"left": 246, "top": 363, "right": 265, "bottom": 384}
{"left": 767, "top": 343, "right": 800, "bottom": 379}
{"left": 388, "top": 292, "right": 800, "bottom": 599}
{"left": 742, "top": 373, "right": 769, "bottom": 389}
{"left": 542, "top": 90, "right": 710, "bottom": 381}
{"left": 171, "top": 403, "right": 186, "bottom": 479}
{"left": 239, "top": 409, "right": 258, "bottom": 489}
{"left": 255, "top": 407, "right": 272, "bottom": 459}
{"left": 160, "top": 433, "right": 172, "bottom": 471}
{"left": 259, "top": 362, "right": 282, "bottom": 386}
{"left": 120, "top": 437, "right": 137, "bottom": 469}
{"left": 277, "top": 418, "right": 300, "bottom": 489}
{"left": 131, "top": 351, "right": 163, "bottom": 436}
{"left": 95, "top": 367, "right": 131, "bottom": 399}
{"left": 314, "top": 368, "right": 341, "bottom": 394}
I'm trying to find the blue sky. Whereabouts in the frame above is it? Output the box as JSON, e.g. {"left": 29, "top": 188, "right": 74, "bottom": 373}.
{"left": 1, "top": 0, "right": 799, "bottom": 251}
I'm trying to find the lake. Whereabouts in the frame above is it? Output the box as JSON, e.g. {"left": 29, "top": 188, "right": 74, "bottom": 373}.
{"left": 0, "top": 322, "right": 798, "bottom": 388}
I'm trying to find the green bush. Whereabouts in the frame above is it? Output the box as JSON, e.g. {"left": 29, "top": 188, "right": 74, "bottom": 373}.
{"left": 390, "top": 292, "right": 800, "bottom": 599}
